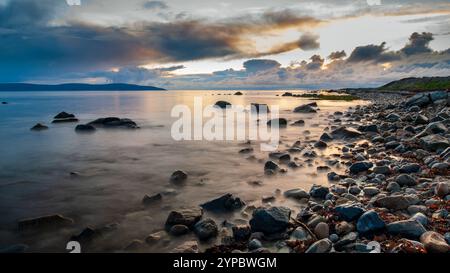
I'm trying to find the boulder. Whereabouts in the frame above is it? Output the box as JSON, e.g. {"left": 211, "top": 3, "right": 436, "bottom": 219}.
{"left": 75, "top": 124, "right": 96, "bottom": 132}
{"left": 267, "top": 118, "right": 288, "bottom": 127}
{"left": 193, "top": 218, "right": 218, "bottom": 241}
{"left": 251, "top": 103, "right": 270, "bottom": 113}
{"left": 395, "top": 174, "right": 417, "bottom": 187}
{"left": 387, "top": 220, "right": 427, "bottom": 239}
{"left": 284, "top": 189, "right": 310, "bottom": 200}
{"left": 356, "top": 210, "right": 385, "bottom": 234}
{"left": 335, "top": 203, "right": 366, "bottom": 221}
{"left": 52, "top": 111, "right": 79, "bottom": 123}
{"left": 170, "top": 170, "right": 188, "bottom": 183}
{"left": 88, "top": 117, "right": 138, "bottom": 129}
{"left": 293, "top": 104, "right": 317, "bottom": 113}
{"left": 420, "top": 134, "right": 449, "bottom": 152}
{"left": 142, "top": 193, "right": 162, "bottom": 205}
{"left": 349, "top": 161, "right": 373, "bottom": 174}
{"left": 264, "top": 161, "right": 280, "bottom": 172}
{"left": 374, "top": 195, "right": 420, "bottom": 210}
{"left": 309, "top": 185, "right": 329, "bottom": 199}
{"left": 399, "top": 163, "right": 421, "bottom": 173}
{"left": 249, "top": 207, "right": 291, "bottom": 234}
{"left": 30, "top": 123, "right": 49, "bottom": 131}
{"left": 214, "top": 101, "right": 231, "bottom": 109}
{"left": 165, "top": 208, "right": 203, "bottom": 228}
{"left": 420, "top": 231, "right": 450, "bottom": 253}
{"left": 331, "top": 127, "right": 362, "bottom": 139}
{"left": 200, "top": 193, "right": 245, "bottom": 212}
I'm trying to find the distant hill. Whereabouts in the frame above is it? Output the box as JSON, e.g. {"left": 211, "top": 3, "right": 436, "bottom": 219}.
{"left": 0, "top": 83, "right": 166, "bottom": 91}
{"left": 379, "top": 76, "right": 450, "bottom": 92}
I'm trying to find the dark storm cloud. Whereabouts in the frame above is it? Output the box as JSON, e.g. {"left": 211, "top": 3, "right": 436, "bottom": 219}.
{"left": 0, "top": 0, "right": 66, "bottom": 27}
{"left": 328, "top": 50, "right": 347, "bottom": 60}
{"left": 400, "top": 32, "right": 434, "bottom": 56}
{"left": 347, "top": 42, "right": 400, "bottom": 63}
{"left": 143, "top": 1, "right": 169, "bottom": 10}
{"left": 0, "top": 1, "right": 323, "bottom": 81}
{"left": 297, "top": 33, "right": 320, "bottom": 50}
{"left": 243, "top": 59, "right": 281, "bottom": 73}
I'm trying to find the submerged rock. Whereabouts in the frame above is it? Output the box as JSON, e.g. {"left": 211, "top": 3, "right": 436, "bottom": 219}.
{"left": 267, "top": 118, "right": 288, "bottom": 127}
{"left": 165, "top": 207, "right": 203, "bottom": 229}
{"left": 214, "top": 101, "right": 231, "bottom": 109}
{"left": 293, "top": 104, "right": 317, "bottom": 113}
{"left": 170, "top": 170, "right": 188, "bottom": 183}
{"left": 30, "top": 123, "right": 49, "bottom": 131}
{"left": 251, "top": 103, "right": 270, "bottom": 113}
{"left": 75, "top": 124, "right": 96, "bottom": 132}
{"left": 331, "top": 126, "right": 362, "bottom": 139}
{"left": 18, "top": 214, "right": 74, "bottom": 231}
{"left": 52, "top": 112, "right": 79, "bottom": 123}
{"left": 88, "top": 117, "right": 138, "bottom": 129}
{"left": 142, "top": 193, "right": 163, "bottom": 206}
{"left": 194, "top": 218, "right": 218, "bottom": 241}
{"left": 200, "top": 193, "right": 245, "bottom": 212}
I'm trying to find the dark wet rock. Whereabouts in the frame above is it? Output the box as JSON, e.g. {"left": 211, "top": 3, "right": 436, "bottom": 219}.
{"left": 249, "top": 207, "right": 291, "bottom": 234}
{"left": 305, "top": 239, "right": 332, "bottom": 253}
{"left": 52, "top": 112, "right": 79, "bottom": 123}
{"left": 214, "top": 101, "right": 231, "bottom": 109}
{"left": 358, "top": 124, "right": 379, "bottom": 133}
{"left": 435, "top": 182, "right": 449, "bottom": 197}
{"left": 170, "top": 170, "right": 188, "bottom": 183}
{"left": 1, "top": 101, "right": 8, "bottom": 105}
{"left": 320, "top": 132, "right": 333, "bottom": 142}
{"left": 385, "top": 141, "right": 400, "bottom": 149}
{"left": 334, "top": 232, "right": 358, "bottom": 250}
{"left": 374, "top": 195, "right": 420, "bottom": 210}
{"left": 234, "top": 92, "right": 243, "bottom": 96}
{"left": 75, "top": 124, "right": 96, "bottom": 132}
{"left": 142, "top": 193, "right": 163, "bottom": 205}
{"left": 282, "top": 92, "right": 293, "bottom": 97}
{"left": 356, "top": 210, "right": 385, "bottom": 234}
{"left": 165, "top": 207, "right": 203, "bottom": 229}
{"left": 314, "top": 140, "right": 328, "bottom": 148}
{"left": 0, "top": 244, "right": 28, "bottom": 253}
{"left": 386, "top": 113, "right": 400, "bottom": 122}
{"left": 70, "top": 223, "right": 117, "bottom": 243}
{"left": 335, "top": 203, "right": 366, "bottom": 221}
{"left": 251, "top": 103, "right": 270, "bottom": 113}
{"left": 170, "top": 224, "right": 190, "bottom": 236}
{"left": 293, "top": 104, "right": 317, "bottom": 113}
{"left": 267, "top": 118, "right": 287, "bottom": 127}
{"left": 287, "top": 161, "right": 300, "bottom": 168}
{"left": 395, "top": 174, "right": 417, "bottom": 187}
{"left": 302, "top": 149, "right": 317, "bottom": 158}
{"left": 399, "top": 163, "right": 421, "bottom": 173}
{"left": 194, "top": 218, "right": 218, "bottom": 241}
{"left": 406, "top": 91, "right": 448, "bottom": 108}
{"left": 87, "top": 117, "right": 138, "bottom": 129}
{"left": 414, "top": 114, "right": 429, "bottom": 125}
{"left": 373, "top": 165, "right": 390, "bottom": 175}
{"left": 239, "top": 147, "right": 254, "bottom": 154}
{"left": 248, "top": 239, "right": 263, "bottom": 250}
{"left": 420, "top": 231, "right": 450, "bottom": 253}
{"left": 331, "top": 126, "right": 362, "bottom": 139}
{"left": 420, "top": 134, "right": 449, "bottom": 151}
{"left": 264, "top": 160, "right": 280, "bottom": 172}
{"left": 387, "top": 220, "right": 427, "bottom": 239}
{"left": 387, "top": 182, "right": 401, "bottom": 192}
{"left": 292, "top": 119, "right": 305, "bottom": 126}
{"left": 269, "top": 152, "right": 291, "bottom": 162}
{"left": 284, "top": 189, "right": 310, "bottom": 200}
{"left": 201, "top": 193, "right": 245, "bottom": 212}
{"left": 309, "top": 185, "right": 329, "bottom": 199}
{"left": 18, "top": 214, "right": 74, "bottom": 231}
{"left": 232, "top": 225, "right": 251, "bottom": 241}
{"left": 349, "top": 161, "right": 373, "bottom": 174}
{"left": 30, "top": 123, "right": 49, "bottom": 131}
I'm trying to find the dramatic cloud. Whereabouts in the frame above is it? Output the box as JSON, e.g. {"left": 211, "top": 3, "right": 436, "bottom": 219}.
{"left": 347, "top": 42, "right": 400, "bottom": 63}
{"left": 328, "top": 50, "right": 347, "bottom": 60}
{"left": 401, "top": 32, "right": 434, "bottom": 56}
{"left": 243, "top": 59, "right": 281, "bottom": 73}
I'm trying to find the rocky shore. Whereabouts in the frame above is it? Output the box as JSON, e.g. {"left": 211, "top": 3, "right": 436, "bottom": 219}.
{"left": 160, "top": 90, "right": 450, "bottom": 254}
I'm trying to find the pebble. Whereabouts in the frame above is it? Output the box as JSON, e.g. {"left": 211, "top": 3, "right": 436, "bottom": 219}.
{"left": 314, "top": 222, "right": 330, "bottom": 239}
{"left": 420, "top": 231, "right": 450, "bottom": 253}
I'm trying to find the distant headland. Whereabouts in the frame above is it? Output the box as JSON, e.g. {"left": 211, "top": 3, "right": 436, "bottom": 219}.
{"left": 0, "top": 83, "right": 166, "bottom": 91}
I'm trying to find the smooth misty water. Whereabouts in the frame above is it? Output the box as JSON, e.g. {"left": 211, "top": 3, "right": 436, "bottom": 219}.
{"left": 0, "top": 90, "right": 367, "bottom": 252}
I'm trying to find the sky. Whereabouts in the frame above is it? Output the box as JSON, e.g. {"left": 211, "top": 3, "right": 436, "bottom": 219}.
{"left": 0, "top": 0, "right": 449, "bottom": 89}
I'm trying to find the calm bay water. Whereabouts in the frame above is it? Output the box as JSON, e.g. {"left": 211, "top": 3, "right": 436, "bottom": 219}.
{"left": 0, "top": 90, "right": 367, "bottom": 252}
